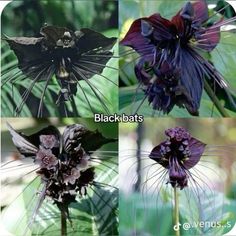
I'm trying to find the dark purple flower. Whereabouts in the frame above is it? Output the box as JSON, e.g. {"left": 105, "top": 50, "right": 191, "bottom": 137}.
{"left": 139, "top": 61, "right": 198, "bottom": 115}
{"left": 39, "top": 134, "right": 59, "bottom": 149}
{"left": 7, "top": 122, "right": 116, "bottom": 219}
{"left": 149, "top": 127, "right": 206, "bottom": 189}
{"left": 121, "top": 0, "right": 235, "bottom": 115}
{"left": 63, "top": 168, "right": 81, "bottom": 185}
{"left": 35, "top": 148, "right": 58, "bottom": 170}
{"left": 4, "top": 25, "right": 116, "bottom": 115}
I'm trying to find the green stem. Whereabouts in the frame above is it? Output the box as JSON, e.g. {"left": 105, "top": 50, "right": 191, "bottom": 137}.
{"left": 61, "top": 210, "right": 67, "bottom": 236}
{"left": 174, "top": 186, "right": 180, "bottom": 236}
{"left": 204, "top": 79, "right": 229, "bottom": 117}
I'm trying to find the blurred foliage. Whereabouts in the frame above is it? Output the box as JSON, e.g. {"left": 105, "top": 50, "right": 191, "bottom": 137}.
{"left": 1, "top": 118, "right": 118, "bottom": 236}
{"left": 119, "top": 118, "right": 236, "bottom": 235}
{"left": 119, "top": 0, "right": 236, "bottom": 117}
{"left": 1, "top": 0, "right": 118, "bottom": 117}
{"left": 2, "top": 0, "right": 118, "bottom": 35}
{"left": 120, "top": 191, "right": 236, "bottom": 236}
{"left": 120, "top": 118, "right": 236, "bottom": 146}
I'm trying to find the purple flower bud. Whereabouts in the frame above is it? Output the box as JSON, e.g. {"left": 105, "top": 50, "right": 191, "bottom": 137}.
{"left": 40, "top": 135, "right": 59, "bottom": 149}
{"left": 64, "top": 168, "right": 81, "bottom": 185}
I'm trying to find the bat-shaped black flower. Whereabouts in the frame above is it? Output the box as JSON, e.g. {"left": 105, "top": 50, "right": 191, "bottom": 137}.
{"left": 4, "top": 25, "right": 117, "bottom": 116}
{"left": 7, "top": 123, "right": 117, "bottom": 220}
{"left": 149, "top": 127, "right": 206, "bottom": 189}
{"left": 121, "top": 0, "right": 236, "bottom": 115}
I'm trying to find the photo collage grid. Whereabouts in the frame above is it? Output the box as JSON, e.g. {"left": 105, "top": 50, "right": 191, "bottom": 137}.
{"left": 1, "top": 1, "right": 236, "bottom": 236}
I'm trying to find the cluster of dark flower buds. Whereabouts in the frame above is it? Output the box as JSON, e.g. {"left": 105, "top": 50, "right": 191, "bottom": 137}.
{"left": 35, "top": 135, "right": 94, "bottom": 206}
{"left": 144, "top": 62, "right": 196, "bottom": 114}
{"left": 150, "top": 127, "right": 206, "bottom": 189}
{"left": 7, "top": 123, "right": 116, "bottom": 215}
{"left": 121, "top": 0, "right": 230, "bottom": 115}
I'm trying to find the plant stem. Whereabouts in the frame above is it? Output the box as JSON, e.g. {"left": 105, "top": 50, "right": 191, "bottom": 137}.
{"left": 61, "top": 210, "right": 67, "bottom": 236}
{"left": 204, "top": 79, "right": 229, "bottom": 117}
{"left": 174, "top": 186, "right": 180, "bottom": 236}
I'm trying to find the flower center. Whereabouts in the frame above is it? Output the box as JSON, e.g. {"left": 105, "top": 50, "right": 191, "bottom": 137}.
{"left": 42, "top": 155, "right": 51, "bottom": 165}
{"left": 160, "top": 127, "right": 191, "bottom": 163}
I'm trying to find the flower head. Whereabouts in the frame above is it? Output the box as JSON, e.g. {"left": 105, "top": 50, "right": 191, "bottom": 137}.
{"left": 40, "top": 134, "right": 59, "bottom": 149}
{"left": 121, "top": 0, "right": 234, "bottom": 115}
{"left": 35, "top": 148, "right": 58, "bottom": 170}
{"left": 5, "top": 25, "right": 116, "bottom": 105}
{"left": 63, "top": 168, "right": 81, "bottom": 185}
{"left": 7, "top": 122, "right": 116, "bottom": 219}
{"left": 149, "top": 127, "right": 206, "bottom": 189}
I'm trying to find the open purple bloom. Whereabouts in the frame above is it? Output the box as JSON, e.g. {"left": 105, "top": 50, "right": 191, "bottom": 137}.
{"left": 36, "top": 148, "right": 58, "bottom": 170}
{"left": 121, "top": 0, "right": 235, "bottom": 115}
{"left": 63, "top": 167, "right": 81, "bottom": 185}
{"left": 149, "top": 127, "right": 206, "bottom": 189}
{"left": 39, "top": 134, "right": 59, "bottom": 149}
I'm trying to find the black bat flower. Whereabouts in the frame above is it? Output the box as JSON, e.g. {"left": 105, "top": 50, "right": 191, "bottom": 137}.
{"left": 121, "top": 0, "right": 236, "bottom": 115}
{"left": 149, "top": 127, "right": 206, "bottom": 189}
{"left": 3, "top": 25, "right": 117, "bottom": 116}
{"left": 7, "top": 122, "right": 117, "bottom": 223}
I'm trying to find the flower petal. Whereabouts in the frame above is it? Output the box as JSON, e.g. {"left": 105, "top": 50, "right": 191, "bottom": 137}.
{"left": 121, "top": 14, "right": 173, "bottom": 56}
{"left": 192, "top": 0, "right": 208, "bottom": 25}
{"left": 171, "top": 12, "right": 185, "bottom": 34}
{"left": 40, "top": 25, "right": 73, "bottom": 45}
{"left": 7, "top": 122, "right": 38, "bottom": 157}
{"left": 120, "top": 18, "right": 155, "bottom": 57}
{"left": 148, "top": 13, "right": 174, "bottom": 41}
{"left": 63, "top": 124, "right": 117, "bottom": 153}
{"left": 78, "top": 28, "right": 117, "bottom": 54}
{"left": 29, "top": 126, "right": 61, "bottom": 156}
{"left": 149, "top": 142, "right": 169, "bottom": 168}
{"left": 35, "top": 148, "right": 58, "bottom": 170}
{"left": 183, "top": 137, "right": 206, "bottom": 169}
{"left": 176, "top": 47, "right": 204, "bottom": 111}
{"left": 195, "top": 20, "right": 222, "bottom": 52}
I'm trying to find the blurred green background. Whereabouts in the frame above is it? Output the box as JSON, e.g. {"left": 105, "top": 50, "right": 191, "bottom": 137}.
{"left": 119, "top": 0, "right": 236, "bottom": 117}
{"left": 1, "top": 0, "right": 118, "bottom": 36}
{"left": 1, "top": 0, "right": 118, "bottom": 117}
{"left": 119, "top": 119, "right": 236, "bottom": 236}
{"left": 1, "top": 118, "right": 118, "bottom": 236}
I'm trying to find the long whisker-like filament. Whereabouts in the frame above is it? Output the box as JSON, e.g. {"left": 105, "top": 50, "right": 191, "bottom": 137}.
{"left": 72, "top": 66, "right": 111, "bottom": 115}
